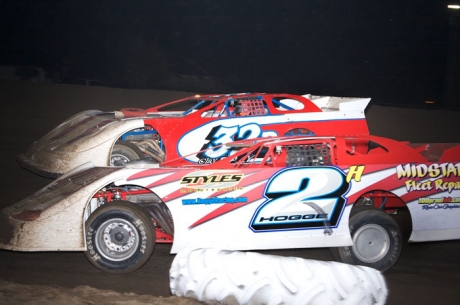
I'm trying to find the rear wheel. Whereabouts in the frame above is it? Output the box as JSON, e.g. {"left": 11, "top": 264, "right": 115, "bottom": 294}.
{"left": 84, "top": 201, "right": 155, "bottom": 273}
{"left": 330, "top": 208, "right": 402, "bottom": 271}
{"left": 110, "top": 141, "right": 145, "bottom": 166}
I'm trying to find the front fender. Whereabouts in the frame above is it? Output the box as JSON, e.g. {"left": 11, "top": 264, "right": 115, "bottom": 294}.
{"left": 0, "top": 167, "right": 125, "bottom": 251}
{"left": 19, "top": 111, "right": 145, "bottom": 176}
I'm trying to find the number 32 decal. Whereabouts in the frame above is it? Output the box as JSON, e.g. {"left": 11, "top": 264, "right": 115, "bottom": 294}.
{"left": 250, "top": 167, "right": 349, "bottom": 232}
{"left": 203, "top": 123, "right": 263, "bottom": 159}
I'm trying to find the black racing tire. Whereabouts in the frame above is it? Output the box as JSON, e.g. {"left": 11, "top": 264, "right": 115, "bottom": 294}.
{"left": 330, "top": 209, "right": 402, "bottom": 272}
{"left": 84, "top": 201, "right": 155, "bottom": 273}
{"left": 110, "top": 141, "right": 145, "bottom": 166}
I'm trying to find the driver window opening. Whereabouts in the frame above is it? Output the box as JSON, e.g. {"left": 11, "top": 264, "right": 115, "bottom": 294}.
{"left": 345, "top": 138, "right": 388, "bottom": 155}
{"left": 286, "top": 143, "right": 332, "bottom": 167}
{"left": 272, "top": 97, "right": 305, "bottom": 111}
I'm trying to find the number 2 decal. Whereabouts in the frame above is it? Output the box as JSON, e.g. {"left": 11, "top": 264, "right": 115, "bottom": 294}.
{"left": 250, "top": 167, "right": 349, "bottom": 232}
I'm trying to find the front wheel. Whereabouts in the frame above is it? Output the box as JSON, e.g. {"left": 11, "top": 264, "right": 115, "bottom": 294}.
{"left": 110, "top": 141, "right": 145, "bottom": 166}
{"left": 330, "top": 209, "right": 402, "bottom": 272}
{"left": 84, "top": 201, "right": 156, "bottom": 273}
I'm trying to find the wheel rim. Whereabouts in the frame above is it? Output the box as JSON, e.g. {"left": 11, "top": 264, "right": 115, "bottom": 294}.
{"left": 95, "top": 218, "right": 139, "bottom": 261}
{"left": 111, "top": 154, "right": 130, "bottom": 166}
{"left": 352, "top": 224, "right": 390, "bottom": 263}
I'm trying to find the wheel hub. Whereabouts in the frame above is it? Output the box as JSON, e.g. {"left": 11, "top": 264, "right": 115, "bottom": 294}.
{"left": 96, "top": 218, "right": 139, "bottom": 261}
{"left": 111, "top": 154, "right": 130, "bottom": 166}
{"left": 352, "top": 224, "right": 390, "bottom": 263}
{"left": 114, "top": 231, "right": 124, "bottom": 241}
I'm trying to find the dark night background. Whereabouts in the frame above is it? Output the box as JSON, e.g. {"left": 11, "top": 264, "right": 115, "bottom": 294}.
{"left": 1, "top": 0, "right": 459, "bottom": 108}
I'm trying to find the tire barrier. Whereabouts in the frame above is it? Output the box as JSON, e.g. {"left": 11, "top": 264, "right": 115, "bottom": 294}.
{"left": 170, "top": 248, "right": 387, "bottom": 305}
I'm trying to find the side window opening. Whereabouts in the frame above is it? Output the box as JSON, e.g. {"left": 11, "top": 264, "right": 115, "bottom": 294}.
{"left": 231, "top": 143, "right": 333, "bottom": 168}
{"left": 368, "top": 141, "right": 389, "bottom": 154}
{"left": 201, "top": 104, "right": 224, "bottom": 117}
{"left": 230, "top": 145, "right": 268, "bottom": 167}
{"left": 345, "top": 138, "right": 388, "bottom": 155}
{"left": 272, "top": 97, "right": 305, "bottom": 111}
{"left": 229, "top": 144, "right": 286, "bottom": 168}
{"left": 286, "top": 143, "right": 332, "bottom": 167}
{"left": 220, "top": 97, "right": 268, "bottom": 117}
{"left": 233, "top": 99, "right": 267, "bottom": 116}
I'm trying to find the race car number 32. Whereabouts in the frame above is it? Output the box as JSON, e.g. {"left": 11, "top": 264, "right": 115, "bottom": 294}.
{"left": 203, "top": 124, "right": 263, "bottom": 159}
{"left": 250, "top": 167, "right": 349, "bottom": 232}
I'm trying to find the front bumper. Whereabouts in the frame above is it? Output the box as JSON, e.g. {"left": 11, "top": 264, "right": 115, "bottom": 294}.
{"left": 17, "top": 154, "right": 59, "bottom": 178}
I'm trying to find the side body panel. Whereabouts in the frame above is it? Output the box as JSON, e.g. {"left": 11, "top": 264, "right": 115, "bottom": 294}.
{"left": 120, "top": 167, "right": 353, "bottom": 253}
{"left": 151, "top": 111, "right": 369, "bottom": 164}
{"left": 342, "top": 161, "right": 460, "bottom": 242}
{"left": 3, "top": 147, "right": 460, "bottom": 252}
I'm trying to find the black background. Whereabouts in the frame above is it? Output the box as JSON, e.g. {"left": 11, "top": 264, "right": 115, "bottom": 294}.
{"left": 1, "top": 1, "right": 459, "bottom": 107}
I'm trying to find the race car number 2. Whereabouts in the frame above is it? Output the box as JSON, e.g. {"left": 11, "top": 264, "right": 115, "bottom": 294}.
{"left": 250, "top": 167, "right": 349, "bottom": 232}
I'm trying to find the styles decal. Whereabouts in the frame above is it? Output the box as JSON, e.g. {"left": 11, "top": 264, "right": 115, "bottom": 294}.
{"left": 180, "top": 172, "right": 244, "bottom": 192}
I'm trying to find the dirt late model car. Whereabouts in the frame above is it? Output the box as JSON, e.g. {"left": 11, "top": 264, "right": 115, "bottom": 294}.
{"left": 3, "top": 134, "right": 460, "bottom": 273}
{"left": 17, "top": 92, "right": 371, "bottom": 178}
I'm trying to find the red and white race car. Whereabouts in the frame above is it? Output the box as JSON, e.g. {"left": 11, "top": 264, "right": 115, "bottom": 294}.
{"left": 2, "top": 135, "right": 459, "bottom": 273}
{"left": 17, "top": 92, "right": 370, "bottom": 177}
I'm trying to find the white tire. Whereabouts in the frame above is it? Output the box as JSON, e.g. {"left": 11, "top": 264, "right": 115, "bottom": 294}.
{"left": 170, "top": 248, "right": 387, "bottom": 305}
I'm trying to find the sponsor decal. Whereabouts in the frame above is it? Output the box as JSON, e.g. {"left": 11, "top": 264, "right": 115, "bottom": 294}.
{"left": 198, "top": 157, "right": 219, "bottom": 164}
{"left": 422, "top": 204, "right": 460, "bottom": 210}
{"left": 180, "top": 187, "right": 243, "bottom": 193}
{"left": 418, "top": 197, "right": 460, "bottom": 204}
{"left": 396, "top": 163, "right": 460, "bottom": 193}
{"left": 181, "top": 173, "right": 243, "bottom": 186}
{"left": 180, "top": 172, "right": 244, "bottom": 192}
{"left": 182, "top": 196, "right": 248, "bottom": 205}
{"left": 418, "top": 197, "right": 460, "bottom": 210}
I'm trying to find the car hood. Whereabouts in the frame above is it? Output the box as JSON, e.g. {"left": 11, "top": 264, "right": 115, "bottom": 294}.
{"left": 18, "top": 110, "right": 145, "bottom": 177}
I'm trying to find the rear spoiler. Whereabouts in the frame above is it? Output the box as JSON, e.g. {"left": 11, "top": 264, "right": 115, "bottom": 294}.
{"left": 303, "top": 94, "right": 371, "bottom": 112}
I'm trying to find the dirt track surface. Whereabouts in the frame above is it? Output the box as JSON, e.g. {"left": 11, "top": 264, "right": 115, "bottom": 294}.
{"left": 0, "top": 81, "right": 459, "bottom": 304}
{"left": 0, "top": 279, "right": 200, "bottom": 305}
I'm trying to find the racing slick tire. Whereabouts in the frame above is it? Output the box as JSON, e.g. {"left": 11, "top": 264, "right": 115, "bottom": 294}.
{"left": 84, "top": 201, "right": 155, "bottom": 273}
{"left": 170, "top": 248, "right": 387, "bottom": 305}
{"left": 330, "top": 208, "right": 402, "bottom": 272}
{"left": 110, "top": 141, "right": 145, "bottom": 166}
